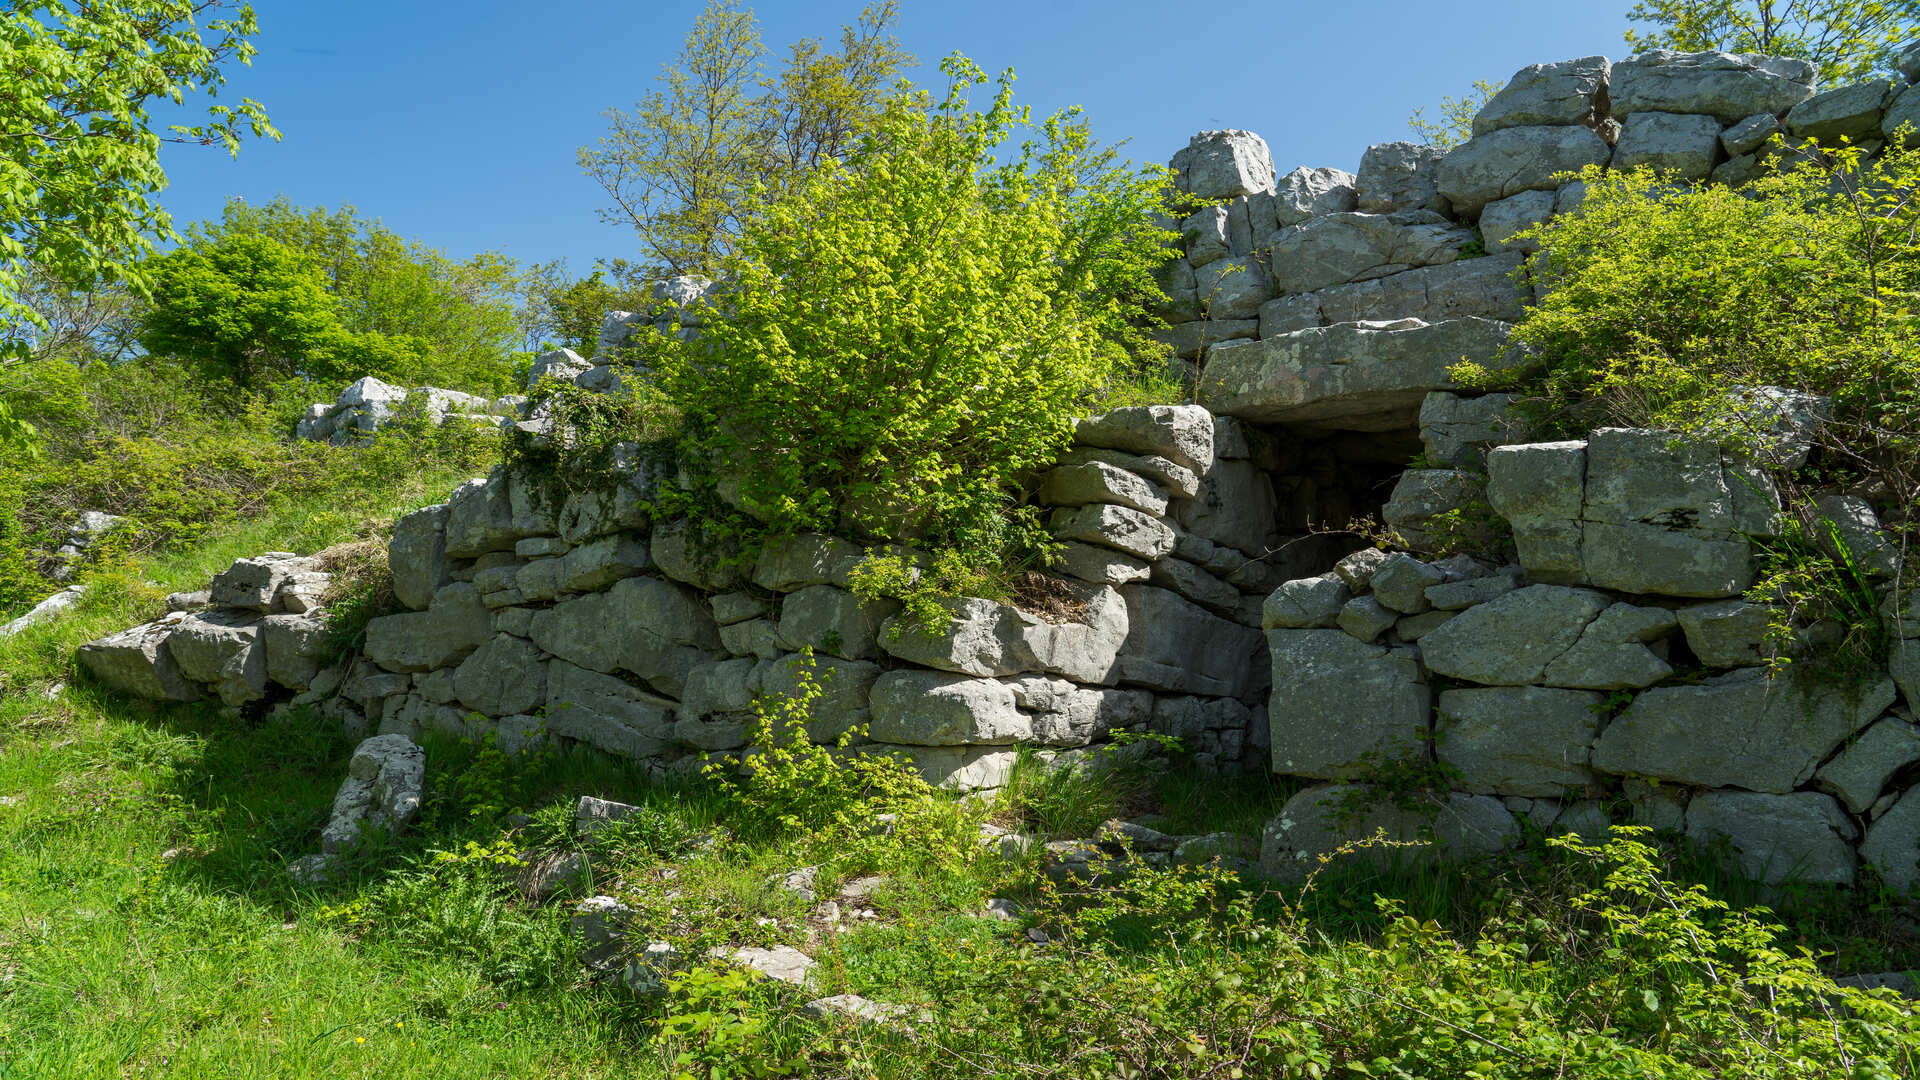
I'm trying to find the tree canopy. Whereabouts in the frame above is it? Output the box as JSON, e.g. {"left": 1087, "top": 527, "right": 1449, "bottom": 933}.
{"left": 577, "top": 0, "right": 911, "bottom": 276}
{"left": 1625, "top": 0, "right": 1920, "bottom": 84}
{"left": 0, "top": 1, "right": 275, "bottom": 445}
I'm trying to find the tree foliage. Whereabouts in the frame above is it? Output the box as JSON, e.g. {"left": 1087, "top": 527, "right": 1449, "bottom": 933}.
{"left": 1407, "top": 78, "right": 1504, "bottom": 149}
{"left": 136, "top": 233, "right": 405, "bottom": 390}
{"left": 577, "top": 0, "right": 911, "bottom": 275}
{"left": 614, "top": 58, "right": 1175, "bottom": 582}
{"left": 1625, "top": 0, "right": 1920, "bottom": 84}
{"left": 206, "top": 197, "right": 525, "bottom": 390}
{"left": 0, "top": 1, "right": 275, "bottom": 446}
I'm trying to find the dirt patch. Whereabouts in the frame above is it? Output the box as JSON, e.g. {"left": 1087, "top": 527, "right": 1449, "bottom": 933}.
{"left": 1005, "top": 571, "right": 1091, "bottom": 624}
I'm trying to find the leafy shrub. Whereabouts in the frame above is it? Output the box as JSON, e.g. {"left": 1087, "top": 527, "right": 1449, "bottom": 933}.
{"left": 616, "top": 57, "right": 1175, "bottom": 593}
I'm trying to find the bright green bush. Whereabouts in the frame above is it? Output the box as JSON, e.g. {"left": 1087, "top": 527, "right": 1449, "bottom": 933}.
{"left": 1472, "top": 143, "right": 1920, "bottom": 485}
{"left": 621, "top": 56, "right": 1175, "bottom": 583}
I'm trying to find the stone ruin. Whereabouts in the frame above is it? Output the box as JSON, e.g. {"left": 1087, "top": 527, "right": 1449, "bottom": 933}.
{"left": 295, "top": 375, "right": 521, "bottom": 445}
{"left": 73, "top": 46, "right": 1920, "bottom": 895}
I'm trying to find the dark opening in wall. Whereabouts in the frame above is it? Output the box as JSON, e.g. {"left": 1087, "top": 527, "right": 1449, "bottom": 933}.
{"left": 1228, "top": 419, "right": 1425, "bottom": 583}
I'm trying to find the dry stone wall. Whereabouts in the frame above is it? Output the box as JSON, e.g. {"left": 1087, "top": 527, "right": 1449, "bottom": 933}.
{"left": 70, "top": 45, "right": 1920, "bottom": 896}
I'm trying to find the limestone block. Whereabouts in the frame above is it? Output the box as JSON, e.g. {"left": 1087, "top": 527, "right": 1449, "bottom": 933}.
{"left": 1884, "top": 83, "right": 1920, "bottom": 146}
{"left": 1435, "top": 126, "right": 1612, "bottom": 218}
{"left": 862, "top": 744, "right": 1018, "bottom": 791}
{"left": 1050, "top": 503, "right": 1176, "bottom": 561}
{"left": 867, "top": 670, "right": 1028, "bottom": 745}
{"left": 1180, "top": 203, "right": 1244, "bottom": 266}
{"left": 1418, "top": 585, "right": 1611, "bottom": 686}
{"left": 1039, "top": 461, "right": 1169, "bottom": 516}
{"left": 1424, "top": 574, "right": 1515, "bottom": 610}
{"left": 1148, "top": 557, "right": 1241, "bottom": 618}
{"left": 261, "top": 611, "right": 332, "bottom": 691}
{"left": 444, "top": 470, "right": 551, "bottom": 558}
{"left": 775, "top": 584, "right": 895, "bottom": 660}
{"left": 1472, "top": 56, "right": 1611, "bottom": 135}
{"left": 1259, "top": 293, "right": 1323, "bottom": 336}
{"left": 1420, "top": 391, "right": 1527, "bottom": 470}
{"left": 1537, "top": 602, "right": 1677, "bottom": 690}
{"left": 528, "top": 576, "right": 722, "bottom": 699}
{"left": 1862, "top": 787, "right": 1920, "bottom": 893}
{"left": 363, "top": 582, "right": 492, "bottom": 672}
{"left": 1354, "top": 142, "right": 1448, "bottom": 214}
{"left": 1676, "top": 598, "right": 1773, "bottom": 667}
{"left": 209, "top": 555, "right": 297, "bottom": 612}
{"left": 1336, "top": 595, "right": 1397, "bottom": 642}
{"left": 752, "top": 532, "right": 865, "bottom": 592}
{"left": 1192, "top": 257, "right": 1270, "bottom": 320}
{"left": 1611, "top": 111, "right": 1724, "bottom": 178}
{"left": 1048, "top": 540, "right": 1152, "bottom": 586}
{"left": 1028, "top": 684, "right": 1152, "bottom": 748}
{"left": 1817, "top": 718, "right": 1920, "bottom": 814}
{"left": 1477, "top": 190, "right": 1557, "bottom": 253}
{"left": 1721, "top": 112, "right": 1780, "bottom": 156}
{"left": 1609, "top": 50, "right": 1816, "bottom": 123}
{"left": 1054, "top": 447, "right": 1199, "bottom": 500}
{"left": 516, "top": 535, "right": 650, "bottom": 601}
{"left": 1176, "top": 129, "right": 1275, "bottom": 199}
{"left": 1263, "top": 574, "right": 1350, "bottom": 629}
{"left": 1258, "top": 784, "right": 1517, "bottom": 881}
{"left": 1272, "top": 165, "right": 1358, "bottom": 226}
{"left": 77, "top": 617, "right": 202, "bottom": 701}
{"left": 751, "top": 654, "right": 880, "bottom": 743}
{"left": 710, "top": 592, "right": 768, "bottom": 626}
{"left": 1266, "top": 211, "right": 1473, "bottom": 295}
{"left": 545, "top": 659, "right": 675, "bottom": 760}
{"left": 1072, "top": 405, "right": 1214, "bottom": 474}
{"left": 1811, "top": 494, "right": 1899, "bottom": 579}
{"left": 166, "top": 610, "right": 267, "bottom": 705}
{"left": 1172, "top": 458, "right": 1277, "bottom": 557}
{"left": 318, "top": 734, "right": 425, "bottom": 855}
{"left": 1380, "top": 468, "right": 1488, "bottom": 553}
{"left": 1686, "top": 791, "right": 1856, "bottom": 887}
{"left": 1485, "top": 440, "right": 1587, "bottom": 584}
{"left": 650, "top": 519, "right": 745, "bottom": 592}
{"left": 878, "top": 597, "right": 1042, "bottom": 677}
{"left": 1313, "top": 253, "right": 1529, "bottom": 325}
{"left": 1201, "top": 319, "right": 1519, "bottom": 428}
{"left": 1267, "top": 629, "right": 1429, "bottom": 777}
{"left": 1116, "top": 586, "right": 1263, "bottom": 697}
{"left": 1436, "top": 685, "right": 1604, "bottom": 796}
{"left": 1590, "top": 668, "right": 1893, "bottom": 792}
{"left": 1369, "top": 553, "right": 1446, "bottom": 614}
{"left": 1786, "top": 78, "right": 1897, "bottom": 144}
{"left": 453, "top": 633, "right": 548, "bottom": 717}
{"left": 526, "top": 349, "right": 592, "bottom": 389}
{"left": 1333, "top": 548, "right": 1391, "bottom": 591}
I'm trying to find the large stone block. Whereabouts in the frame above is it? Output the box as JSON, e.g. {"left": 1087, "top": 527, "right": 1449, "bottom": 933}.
{"left": 1272, "top": 165, "right": 1358, "bottom": 226}
{"left": 529, "top": 576, "right": 722, "bottom": 699}
{"left": 1313, "top": 253, "right": 1528, "bottom": 326}
{"left": 1072, "top": 405, "right": 1215, "bottom": 474}
{"left": 1590, "top": 668, "right": 1893, "bottom": 792}
{"left": 752, "top": 532, "right": 865, "bottom": 592}
{"left": 166, "top": 610, "right": 266, "bottom": 705}
{"left": 1785, "top": 77, "right": 1897, "bottom": 144}
{"left": 1675, "top": 598, "right": 1773, "bottom": 667}
{"left": 1172, "top": 458, "right": 1277, "bottom": 556}
{"left": 1038, "top": 461, "right": 1169, "bottom": 516}
{"left": 751, "top": 654, "right": 880, "bottom": 744}
{"left": 1050, "top": 503, "right": 1176, "bottom": 561}
{"left": 1435, "top": 125, "right": 1612, "bottom": 218}
{"left": 1419, "top": 391, "right": 1526, "bottom": 469}
{"left": 1266, "top": 211, "right": 1473, "bottom": 296}
{"left": 1175, "top": 130, "right": 1275, "bottom": 199}
{"left": 1862, "top": 787, "right": 1920, "bottom": 894}
{"left": 1611, "top": 111, "right": 1724, "bottom": 178}
{"left": 1419, "top": 585, "right": 1611, "bottom": 686}
{"left": 545, "top": 659, "right": 676, "bottom": 759}
{"left": 515, "top": 535, "right": 650, "bottom": 601}
{"left": 861, "top": 744, "right": 1019, "bottom": 791}
{"left": 1258, "top": 783, "right": 1517, "bottom": 881}
{"left": 1436, "top": 686, "right": 1603, "bottom": 796}
{"left": 453, "top": 633, "right": 548, "bottom": 717}
{"left": 389, "top": 503, "right": 451, "bottom": 611}
{"left": 1267, "top": 628, "right": 1429, "bottom": 777}
{"left": 867, "top": 670, "right": 1028, "bottom": 745}
{"left": 1192, "top": 257, "right": 1270, "bottom": 320}
{"left": 1263, "top": 573, "right": 1350, "bottom": 629}
{"left": 1817, "top": 718, "right": 1920, "bottom": 814}
{"left": 77, "top": 617, "right": 202, "bottom": 701}
{"left": 774, "top": 585, "right": 894, "bottom": 661}
{"left": 1537, "top": 602, "right": 1677, "bottom": 690}
{"left": 363, "top": 582, "right": 492, "bottom": 672}
{"left": 1477, "top": 190, "right": 1557, "bottom": 254}
{"left": 1200, "top": 318, "right": 1518, "bottom": 429}
{"left": 1379, "top": 469, "right": 1490, "bottom": 554}
{"left": 1117, "top": 586, "right": 1263, "bottom": 697}
{"left": 1686, "top": 791, "right": 1856, "bottom": 887}
{"left": 1473, "top": 56, "right": 1612, "bottom": 136}
{"left": 261, "top": 611, "right": 333, "bottom": 691}
{"left": 1353, "top": 142, "right": 1448, "bottom": 214}
{"left": 1610, "top": 50, "right": 1816, "bottom": 123}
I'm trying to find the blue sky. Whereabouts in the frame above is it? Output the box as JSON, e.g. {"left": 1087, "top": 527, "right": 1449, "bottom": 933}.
{"left": 158, "top": 1, "right": 1635, "bottom": 273}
